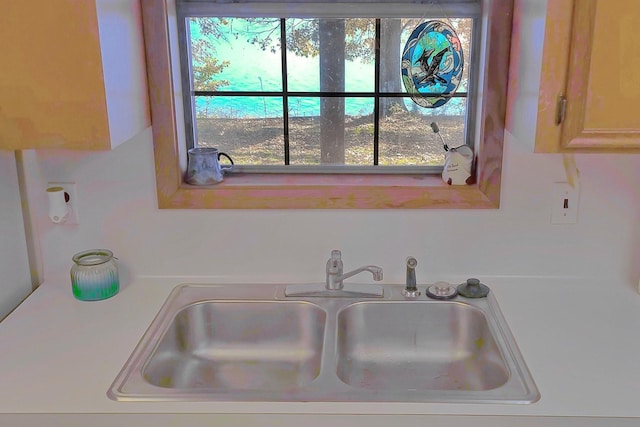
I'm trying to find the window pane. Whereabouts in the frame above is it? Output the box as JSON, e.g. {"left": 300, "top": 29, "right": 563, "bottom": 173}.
{"left": 288, "top": 96, "right": 320, "bottom": 118}
{"left": 195, "top": 96, "right": 284, "bottom": 165}
{"left": 286, "top": 18, "right": 375, "bottom": 93}
{"left": 379, "top": 19, "right": 406, "bottom": 94}
{"left": 194, "top": 95, "right": 283, "bottom": 119}
{"left": 189, "top": 18, "right": 283, "bottom": 92}
{"left": 403, "top": 95, "right": 467, "bottom": 117}
{"left": 286, "top": 41, "right": 320, "bottom": 93}
{"left": 451, "top": 18, "right": 473, "bottom": 92}
{"left": 289, "top": 97, "right": 375, "bottom": 165}
{"left": 378, "top": 97, "right": 467, "bottom": 166}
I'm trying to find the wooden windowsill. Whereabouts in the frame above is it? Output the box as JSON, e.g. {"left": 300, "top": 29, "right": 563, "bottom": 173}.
{"left": 159, "top": 173, "right": 498, "bottom": 209}
{"left": 141, "top": 0, "right": 512, "bottom": 209}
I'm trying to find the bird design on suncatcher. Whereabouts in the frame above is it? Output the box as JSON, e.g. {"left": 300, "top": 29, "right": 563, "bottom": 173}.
{"left": 415, "top": 47, "right": 449, "bottom": 86}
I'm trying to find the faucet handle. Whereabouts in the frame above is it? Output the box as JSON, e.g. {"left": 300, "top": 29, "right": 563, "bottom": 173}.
{"left": 327, "top": 250, "right": 343, "bottom": 274}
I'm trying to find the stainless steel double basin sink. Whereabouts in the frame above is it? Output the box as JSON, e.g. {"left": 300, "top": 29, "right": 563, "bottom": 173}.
{"left": 108, "top": 283, "right": 539, "bottom": 403}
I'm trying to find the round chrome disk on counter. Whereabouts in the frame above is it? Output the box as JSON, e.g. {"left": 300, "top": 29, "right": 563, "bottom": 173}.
{"left": 426, "top": 281, "right": 458, "bottom": 300}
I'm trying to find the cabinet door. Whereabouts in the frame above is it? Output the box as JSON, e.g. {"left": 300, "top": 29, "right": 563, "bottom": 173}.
{"left": 0, "top": 1, "right": 149, "bottom": 151}
{"left": 535, "top": 0, "right": 640, "bottom": 152}
{"left": 0, "top": 2, "right": 109, "bottom": 150}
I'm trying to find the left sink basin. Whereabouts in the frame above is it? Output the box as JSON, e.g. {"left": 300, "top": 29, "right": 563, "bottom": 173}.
{"left": 108, "top": 284, "right": 327, "bottom": 401}
{"left": 143, "top": 301, "right": 326, "bottom": 391}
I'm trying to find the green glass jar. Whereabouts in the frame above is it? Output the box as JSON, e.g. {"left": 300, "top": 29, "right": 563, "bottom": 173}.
{"left": 70, "top": 249, "right": 119, "bottom": 301}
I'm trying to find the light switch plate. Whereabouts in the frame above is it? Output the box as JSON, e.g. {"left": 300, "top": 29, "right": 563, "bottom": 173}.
{"left": 551, "top": 182, "right": 579, "bottom": 224}
{"left": 47, "top": 182, "right": 79, "bottom": 225}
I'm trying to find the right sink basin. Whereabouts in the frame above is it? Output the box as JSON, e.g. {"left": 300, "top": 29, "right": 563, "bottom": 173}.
{"left": 337, "top": 301, "right": 509, "bottom": 392}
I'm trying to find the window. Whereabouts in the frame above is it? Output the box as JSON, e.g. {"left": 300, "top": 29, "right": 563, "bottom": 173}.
{"left": 177, "top": 2, "right": 480, "bottom": 173}
{"left": 140, "top": 0, "right": 513, "bottom": 208}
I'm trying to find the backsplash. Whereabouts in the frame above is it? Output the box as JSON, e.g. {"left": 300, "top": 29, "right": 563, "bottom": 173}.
{"left": 20, "top": 128, "right": 640, "bottom": 287}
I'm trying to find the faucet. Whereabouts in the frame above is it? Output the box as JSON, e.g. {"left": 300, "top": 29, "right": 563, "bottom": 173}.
{"left": 325, "top": 250, "right": 383, "bottom": 290}
{"left": 402, "top": 256, "right": 421, "bottom": 297}
{"left": 284, "top": 250, "right": 384, "bottom": 298}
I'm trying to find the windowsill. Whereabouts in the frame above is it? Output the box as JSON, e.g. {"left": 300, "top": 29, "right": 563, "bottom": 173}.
{"left": 142, "top": 0, "right": 512, "bottom": 210}
{"left": 160, "top": 173, "right": 498, "bottom": 209}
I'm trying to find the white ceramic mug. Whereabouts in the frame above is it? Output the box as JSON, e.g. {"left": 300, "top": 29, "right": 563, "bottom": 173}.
{"left": 185, "top": 147, "right": 234, "bottom": 185}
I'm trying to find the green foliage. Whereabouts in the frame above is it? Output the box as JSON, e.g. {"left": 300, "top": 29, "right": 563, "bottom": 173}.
{"left": 354, "top": 123, "right": 374, "bottom": 136}
{"left": 196, "top": 17, "right": 377, "bottom": 62}
{"left": 193, "top": 17, "right": 229, "bottom": 39}
{"left": 344, "top": 19, "right": 376, "bottom": 62}
{"left": 191, "top": 38, "right": 230, "bottom": 91}
{"left": 285, "top": 18, "right": 377, "bottom": 62}
{"left": 286, "top": 19, "right": 319, "bottom": 57}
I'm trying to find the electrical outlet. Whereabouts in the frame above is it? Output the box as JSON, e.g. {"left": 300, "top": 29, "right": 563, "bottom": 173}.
{"left": 551, "top": 182, "right": 579, "bottom": 224}
{"left": 47, "top": 182, "right": 79, "bottom": 225}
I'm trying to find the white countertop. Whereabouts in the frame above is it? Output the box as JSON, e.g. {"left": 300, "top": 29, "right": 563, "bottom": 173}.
{"left": 1, "top": 275, "right": 639, "bottom": 425}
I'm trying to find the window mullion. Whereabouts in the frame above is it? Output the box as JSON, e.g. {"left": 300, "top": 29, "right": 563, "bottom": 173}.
{"left": 373, "top": 18, "right": 381, "bottom": 166}
{"left": 280, "top": 18, "right": 290, "bottom": 165}
{"left": 194, "top": 91, "right": 469, "bottom": 98}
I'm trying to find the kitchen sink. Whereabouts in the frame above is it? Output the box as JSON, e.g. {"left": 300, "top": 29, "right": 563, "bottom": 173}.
{"left": 109, "top": 283, "right": 539, "bottom": 403}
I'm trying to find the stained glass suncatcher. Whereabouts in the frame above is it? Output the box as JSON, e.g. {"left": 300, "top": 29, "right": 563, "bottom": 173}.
{"left": 401, "top": 20, "right": 464, "bottom": 108}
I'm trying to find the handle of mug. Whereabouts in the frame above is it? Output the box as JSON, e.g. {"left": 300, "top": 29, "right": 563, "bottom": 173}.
{"left": 218, "top": 152, "right": 234, "bottom": 173}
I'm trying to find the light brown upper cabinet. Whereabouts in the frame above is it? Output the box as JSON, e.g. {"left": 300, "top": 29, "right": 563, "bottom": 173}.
{"left": 0, "top": 1, "right": 150, "bottom": 150}
{"left": 536, "top": 0, "right": 640, "bottom": 152}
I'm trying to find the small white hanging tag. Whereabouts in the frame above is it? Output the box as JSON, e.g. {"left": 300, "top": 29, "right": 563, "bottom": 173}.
{"left": 442, "top": 145, "right": 473, "bottom": 185}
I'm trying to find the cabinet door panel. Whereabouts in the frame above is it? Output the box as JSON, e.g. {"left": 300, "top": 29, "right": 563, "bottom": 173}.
{"left": 535, "top": 0, "right": 640, "bottom": 152}
{"left": 563, "top": 0, "right": 640, "bottom": 149}
{"left": 0, "top": 0, "right": 150, "bottom": 151}
{"left": 0, "top": 2, "right": 110, "bottom": 150}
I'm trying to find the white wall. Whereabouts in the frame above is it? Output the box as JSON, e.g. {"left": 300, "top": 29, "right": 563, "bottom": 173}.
{"left": 19, "top": 1, "right": 640, "bottom": 290}
{"left": 0, "top": 151, "right": 33, "bottom": 319}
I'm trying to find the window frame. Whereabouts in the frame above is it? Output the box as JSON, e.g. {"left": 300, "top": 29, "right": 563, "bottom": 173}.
{"left": 140, "top": 0, "right": 513, "bottom": 209}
